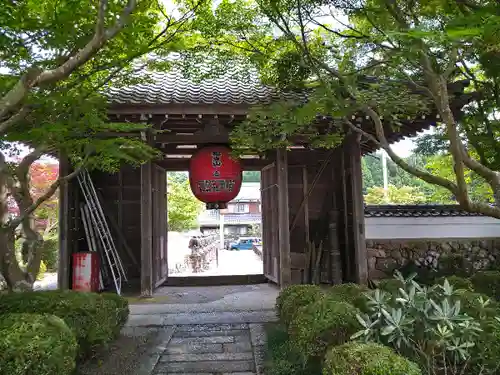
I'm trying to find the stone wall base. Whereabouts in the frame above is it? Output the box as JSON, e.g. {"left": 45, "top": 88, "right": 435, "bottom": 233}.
{"left": 366, "top": 239, "right": 500, "bottom": 279}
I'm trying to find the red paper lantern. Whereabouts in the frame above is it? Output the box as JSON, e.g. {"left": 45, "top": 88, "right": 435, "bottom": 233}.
{"left": 189, "top": 145, "right": 243, "bottom": 209}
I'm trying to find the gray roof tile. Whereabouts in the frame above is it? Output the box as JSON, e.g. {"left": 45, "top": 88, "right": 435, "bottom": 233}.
{"left": 106, "top": 68, "right": 306, "bottom": 105}
{"left": 364, "top": 205, "right": 482, "bottom": 218}
{"left": 224, "top": 213, "right": 262, "bottom": 224}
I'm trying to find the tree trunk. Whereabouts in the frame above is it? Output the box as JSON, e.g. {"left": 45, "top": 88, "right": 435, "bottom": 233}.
{"left": 0, "top": 228, "right": 34, "bottom": 291}
{"left": 0, "top": 180, "right": 34, "bottom": 291}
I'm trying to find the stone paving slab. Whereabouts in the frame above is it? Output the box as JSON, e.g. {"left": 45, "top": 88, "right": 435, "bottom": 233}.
{"left": 175, "top": 323, "right": 249, "bottom": 332}
{"left": 149, "top": 323, "right": 260, "bottom": 375}
{"left": 172, "top": 328, "right": 249, "bottom": 338}
{"left": 160, "top": 351, "right": 254, "bottom": 362}
{"left": 170, "top": 335, "right": 235, "bottom": 345}
{"left": 165, "top": 342, "right": 224, "bottom": 354}
{"left": 162, "top": 310, "right": 277, "bottom": 325}
{"left": 130, "top": 307, "right": 273, "bottom": 375}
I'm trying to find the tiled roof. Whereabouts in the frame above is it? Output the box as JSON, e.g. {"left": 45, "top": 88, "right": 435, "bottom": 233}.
{"left": 364, "top": 205, "right": 483, "bottom": 218}
{"left": 106, "top": 68, "right": 306, "bottom": 105}
{"left": 199, "top": 213, "right": 262, "bottom": 226}
{"left": 224, "top": 213, "right": 262, "bottom": 224}
{"left": 232, "top": 183, "right": 261, "bottom": 202}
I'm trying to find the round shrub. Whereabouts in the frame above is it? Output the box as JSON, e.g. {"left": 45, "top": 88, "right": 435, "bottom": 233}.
{"left": 435, "top": 275, "right": 474, "bottom": 291}
{"left": 41, "top": 236, "right": 59, "bottom": 271}
{"left": 327, "top": 283, "right": 369, "bottom": 305}
{"left": 471, "top": 271, "right": 500, "bottom": 300}
{"left": 288, "top": 296, "right": 360, "bottom": 360}
{"left": 0, "top": 313, "right": 78, "bottom": 375}
{"left": 471, "top": 318, "right": 500, "bottom": 374}
{"left": 0, "top": 290, "right": 119, "bottom": 357}
{"left": 323, "top": 342, "right": 422, "bottom": 375}
{"left": 100, "top": 292, "right": 130, "bottom": 336}
{"left": 276, "top": 284, "right": 324, "bottom": 327}
{"left": 264, "top": 324, "right": 318, "bottom": 375}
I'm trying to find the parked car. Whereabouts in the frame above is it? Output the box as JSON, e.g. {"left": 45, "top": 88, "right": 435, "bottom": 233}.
{"left": 229, "top": 237, "right": 261, "bottom": 251}
{"left": 223, "top": 235, "right": 237, "bottom": 250}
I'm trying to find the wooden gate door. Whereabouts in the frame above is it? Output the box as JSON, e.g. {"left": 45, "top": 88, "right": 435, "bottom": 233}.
{"left": 152, "top": 165, "right": 168, "bottom": 287}
{"left": 261, "top": 162, "right": 280, "bottom": 284}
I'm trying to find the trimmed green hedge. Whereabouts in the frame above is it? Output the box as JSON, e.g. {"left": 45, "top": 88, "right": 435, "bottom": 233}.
{"left": 327, "top": 283, "right": 369, "bottom": 304}
{"left": 471, "top": 271, "right": 500, "bottom": 300}
{"left": 101, "top": 292, "right": 130, "bottom": 336}
{"left": 0, "top": 290, "right": 127, "bottom": 357}
{"left": 276, "top": 284, "right": 324, "bottom": 328}
{"left": 323, "top": 342, "right": 422, "bottom": 375}
{"left": 264, "top": 324, "right": 320, "bottom": 375}
{"left": 0, "top": 313, "right": 78, "bottom": 375}
{"left": 288, "top": 296, "right": 360, "bottom": 361}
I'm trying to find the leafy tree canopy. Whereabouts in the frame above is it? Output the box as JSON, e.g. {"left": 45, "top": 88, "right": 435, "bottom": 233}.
{"left": 167, "top": 174, "right": 203, "bottom": 232}
{"left": 364, "top": 184, "right": 426, "bottom": 205}
{"left": 0, "top": 0, "right": 200, "bottom": 290}
{"left": 178, "top": 0, "right": 500, "bottom": 218}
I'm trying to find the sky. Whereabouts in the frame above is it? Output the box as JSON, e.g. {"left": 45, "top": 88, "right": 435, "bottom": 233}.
{"left": 391, "top": 137, "right": 416, "bottom": 158}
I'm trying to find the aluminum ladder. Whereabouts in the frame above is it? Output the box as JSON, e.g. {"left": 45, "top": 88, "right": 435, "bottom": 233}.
{"left": 77, "top": 169, "right": 127, "bottom": 295}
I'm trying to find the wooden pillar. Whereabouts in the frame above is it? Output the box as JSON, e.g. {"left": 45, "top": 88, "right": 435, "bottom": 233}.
{"left": 276, "top": 149, "right": 291, "bottom": 288}
{"left": 344, "top": 134, "right": 368, "bottom": 284}
{"left": 141, "top": 133, "right": 154, "bottom": 296}
{"left": 57, "top": 156, "right": 71, "bottom": 290}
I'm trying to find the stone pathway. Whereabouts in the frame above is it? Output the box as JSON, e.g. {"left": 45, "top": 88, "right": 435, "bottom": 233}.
{"left": 149, "top": 323, "right": 266, "bottom": 374}
{"left": 126, "top": 284, "right": 279, "bottom": 375}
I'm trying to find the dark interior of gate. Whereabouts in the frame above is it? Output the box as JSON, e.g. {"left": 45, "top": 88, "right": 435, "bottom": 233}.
{"left": 57, "top": 75, "right": 474, "bottom": 295}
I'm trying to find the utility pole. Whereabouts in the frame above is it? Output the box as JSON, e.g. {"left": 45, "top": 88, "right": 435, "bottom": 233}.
{"left": 218, "top": 210, "right": 224, "bottom": 267}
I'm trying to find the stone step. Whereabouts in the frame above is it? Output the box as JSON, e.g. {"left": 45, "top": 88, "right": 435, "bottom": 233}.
{"left": 166, "top": 340, "right": 253, "bottom": 354}
{"left": 175, "top": 323, "right": 249, "bottom": 332}
{"left": 173, "top": 329, "right": 249, "bottom": 338}
{"left": 160, "top": 352, "right": 254, "bottom": 362}
{"left": 154, "top": 360, "right": 255, "bottom": 373}
{"left": 151, "top": 323, "right": 265, "bottom": 375}
{"left": 169, "top": 336, "right": 235, "bottom": 345}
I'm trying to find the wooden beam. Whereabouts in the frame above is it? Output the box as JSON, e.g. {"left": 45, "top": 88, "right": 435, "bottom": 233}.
{"left": 156, "top": 158, "right": 269, "bottom": 171}
{"left": 344, "top": 134, "right": 368, "bottom": 284}
{"left": 109, "top": 103, "right": 252, "bottom": 116}
{"left": 57, "top": 155, "right": 71, "bottom": 290}
{"left": 141, "top": 132, "right": 154, "bottom": 297}
{"left": 276, "top": 148, "right": 292, "bottom": 288}
{"left": 156, "top": 133, "right": 230, "bottom": 144}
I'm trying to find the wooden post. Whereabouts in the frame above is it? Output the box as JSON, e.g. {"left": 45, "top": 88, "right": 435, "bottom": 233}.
{"left": 276, "top": 149, "right": 291, "bottom": 288}
{"left": 345, "top": 134, "right": 368, "bottom": 284}
{"left": 302, "top": 166, "right": 310, "bottom": 252}
{"left": 141, "top": 132, "right": 154, "bottom": 297}
{"left": 117, "top": 169, "right": 124, "bottom": 261}
{"left": 57, "top": 156, "right": 71, "bottom": 290}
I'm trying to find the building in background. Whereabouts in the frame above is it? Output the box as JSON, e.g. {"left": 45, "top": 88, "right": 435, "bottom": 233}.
{"left": 198, "top": 182, "right": 261, "bottom": 235}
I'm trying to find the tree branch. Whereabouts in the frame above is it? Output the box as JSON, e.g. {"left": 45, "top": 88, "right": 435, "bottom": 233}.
{"left": 0, "top": 0, "right": 137, "bottom": 128}
{"left": 443, "top": 46, "right": 459, "bottom": 78}
{"left": 7, "top": 154, "right": 91, "bottom": 230}
{"left": 351, "top": 105, "right": 459, "bottom": 193}
{"left": 0, "top": 107, "right": 31, "bottom": 134}
{"left": 36, "top": 0, "right": 137, "bottom": 86}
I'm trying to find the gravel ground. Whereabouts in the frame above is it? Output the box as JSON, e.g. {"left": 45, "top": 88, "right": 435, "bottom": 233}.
{"left": 76, "top": 328, "right": 160, "bottom": 375}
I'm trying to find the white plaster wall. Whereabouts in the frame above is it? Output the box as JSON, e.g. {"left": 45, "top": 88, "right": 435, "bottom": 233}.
{"left": 365, "top": 216, "right": 500, "bottom": 240}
